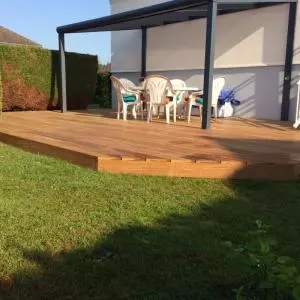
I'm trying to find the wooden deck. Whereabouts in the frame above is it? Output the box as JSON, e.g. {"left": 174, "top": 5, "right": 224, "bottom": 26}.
{"left": 0, "top": 110, "right": 300, "bottom": 180}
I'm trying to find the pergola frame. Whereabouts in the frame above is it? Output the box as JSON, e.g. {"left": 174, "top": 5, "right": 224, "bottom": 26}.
{"left": 57, "top": 0, "right": 297, "bottom": 129}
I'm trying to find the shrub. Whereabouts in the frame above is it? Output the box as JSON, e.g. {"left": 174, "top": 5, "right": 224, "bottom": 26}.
{"left": 224, "top": 220, "right": 300, "bottom": 300}
{"left": 0, "top": 44, "right": 98, "bottom": 111}
{"left": 0, "top": 63, "right": 2, "bottom": 117}
{"left": 93, "top": 71, "right": 112, "bottom": 108}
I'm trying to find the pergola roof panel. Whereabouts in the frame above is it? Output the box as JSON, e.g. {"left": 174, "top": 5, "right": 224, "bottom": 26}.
{"left": 57, "top": 0, "right": 292, "bottom": 34}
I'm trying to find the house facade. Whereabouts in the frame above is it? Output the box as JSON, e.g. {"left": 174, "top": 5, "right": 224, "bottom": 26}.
{"left": 110, "top": 0, "right": 300, "bottom": 121}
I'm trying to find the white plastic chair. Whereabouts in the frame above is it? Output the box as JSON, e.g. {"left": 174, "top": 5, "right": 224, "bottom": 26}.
{"left": 186, "top": 77, "right": 225, "bottom": 123}
{"left": 294, "top": 79, "right": 300, "bottom": 129}
{"left": 169, "top": 79, "right": 186, "bottom": 122}
{"left": 120, "top": 78, "right": 136, "bottom": 91}
{"left": 111, "top": 76, "right": 142, "bottom": 121}
{"left": 143, "top": 75, "right": 174, "bottom": 123}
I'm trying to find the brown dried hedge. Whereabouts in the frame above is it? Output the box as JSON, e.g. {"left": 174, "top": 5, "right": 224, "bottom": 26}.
{"left": 0, "top": 44, "right": 98, "bottom": 111}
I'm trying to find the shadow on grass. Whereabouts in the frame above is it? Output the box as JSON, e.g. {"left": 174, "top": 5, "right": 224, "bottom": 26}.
{"left": 1, "top": 180, "right": 300, "bottom": 300}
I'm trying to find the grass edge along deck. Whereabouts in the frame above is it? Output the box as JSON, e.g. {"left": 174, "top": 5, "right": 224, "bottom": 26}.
{"left": 1, "top": 131, "right": 299, "bottom": 181}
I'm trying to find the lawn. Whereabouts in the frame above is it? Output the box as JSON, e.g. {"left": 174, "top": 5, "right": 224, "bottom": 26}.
{"left": 0, "top": 142, "right": 300, "bottom": 299}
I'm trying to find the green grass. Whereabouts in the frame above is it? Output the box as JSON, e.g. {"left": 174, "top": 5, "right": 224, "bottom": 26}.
{"left": 0, "top": 142, "right": 300, "bottom": 299}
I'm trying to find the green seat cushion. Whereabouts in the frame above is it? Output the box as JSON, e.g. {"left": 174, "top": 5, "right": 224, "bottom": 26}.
{"left": 122, "top": 95, "right": 137, "bottom": 103}
{"left": 196, "top": 98, "right": 204, "bottom": 104}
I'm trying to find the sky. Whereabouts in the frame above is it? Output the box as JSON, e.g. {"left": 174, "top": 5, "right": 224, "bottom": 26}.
{"left": 1, "top": 0, "right": 111, "bottom": 63}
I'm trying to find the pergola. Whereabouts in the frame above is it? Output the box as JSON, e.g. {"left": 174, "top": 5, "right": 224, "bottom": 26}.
{"left": 57, "top": 0, "right": 297, "bottom": 129}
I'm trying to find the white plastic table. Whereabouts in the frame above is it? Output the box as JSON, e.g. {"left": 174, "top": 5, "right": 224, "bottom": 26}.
{"left": 175, "top": 88, "right": 203, "bottom": 121}
{"left": 132, "top": 86, "right": 202, "bottom": 93}
{"left": 176, "top": 87, "right": 202, "bottom": 93}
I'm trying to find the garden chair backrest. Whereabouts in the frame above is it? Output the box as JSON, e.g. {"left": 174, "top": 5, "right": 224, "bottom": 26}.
{"left": 170, "top": 79, "right": 186, "bottom": 102}
{"left": 212, "top": 77, "right": 226, "bottom": 106}
{"left": 111, "top": 75, "right": 126, "bottom": 104}
{"left": 120, "top": 78, "right": 136, "bottom": 91}
{"left": 144, "top": 75, "right": 173, "bottom": 105}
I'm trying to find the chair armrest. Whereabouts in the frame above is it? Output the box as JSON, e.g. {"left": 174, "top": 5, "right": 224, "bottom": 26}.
{"left": 123, "top": 87, "right": 141, "bottom": 97}
{"left": 190, "top": 91, "right": 203, "bottom": 96}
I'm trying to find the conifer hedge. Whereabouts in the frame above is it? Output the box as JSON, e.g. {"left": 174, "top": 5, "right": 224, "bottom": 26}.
{"left": 0, "top": 44, "right": 98, "bottom": 111}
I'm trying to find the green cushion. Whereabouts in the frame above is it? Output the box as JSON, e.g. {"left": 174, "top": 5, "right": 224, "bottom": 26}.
{"left": 122, "top": 95, "right": 137, "bottom": 103}
{"left": 196, "top": 98, "right": 204, "bottom": 104}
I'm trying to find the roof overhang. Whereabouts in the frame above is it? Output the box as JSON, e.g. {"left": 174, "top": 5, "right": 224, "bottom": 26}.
{"left": 57, "top": 0, "right": 295, "bottom": 34}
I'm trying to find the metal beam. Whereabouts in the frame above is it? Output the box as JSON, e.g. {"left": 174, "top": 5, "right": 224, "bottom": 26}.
{"left": 57, "top": 0, "right": 209, "bottom": 34}
{"left": 58, "top": 33, "right": 67, "bottom": 113}
{"left": 141, "top": 27, "right": 147, "bottom": 79}
{"left": 56, "top": 0, "right": 291, "bottom": 34}
{"left": 217, "top": 0, "right": 294, "bottom": 3}
{"left": 281, "top": 2, "right": 297, "bottom": 121}
{"left": 202, "top": 0, "right": 217, "bottom": 129}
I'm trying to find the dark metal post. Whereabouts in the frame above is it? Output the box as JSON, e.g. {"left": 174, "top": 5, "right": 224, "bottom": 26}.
{"left": 141, "top": 27, "right": 147, "bottom": 79}
{"left": 281, "top": 2, "right": 297, "bottom": 121}
{"left": 59, "top": 33, "right": 67, "bottom": 113}
{"left": 202, "top": 0, "right": 217, "bottom": 129}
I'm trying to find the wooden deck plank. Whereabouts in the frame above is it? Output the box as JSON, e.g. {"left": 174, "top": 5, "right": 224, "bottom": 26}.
{"left": 0, "top": 110, "right": 300, "bottom": 180}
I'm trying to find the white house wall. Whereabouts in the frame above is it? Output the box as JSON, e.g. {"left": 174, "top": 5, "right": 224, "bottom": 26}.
{"left": 110, "top": 0, "right": 300, "bottom": 120}
{"left": 111, "top": 0, "right": 167, "bottom": 72}
{"left": 112, "top": 66, "right": 300, "bottom": 120}
{"left": 148, "top": 5, "right": 289, "bottom": 70}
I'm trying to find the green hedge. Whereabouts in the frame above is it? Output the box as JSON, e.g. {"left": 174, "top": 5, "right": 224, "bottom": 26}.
{"left": 93, "top": 72, "right": 112, "bottom": 108}
{"left": 0, "top": 44, "right": 98, "bottom": 111}
{"left": 0, "top": 66, "right": 2, "bottom": 116}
